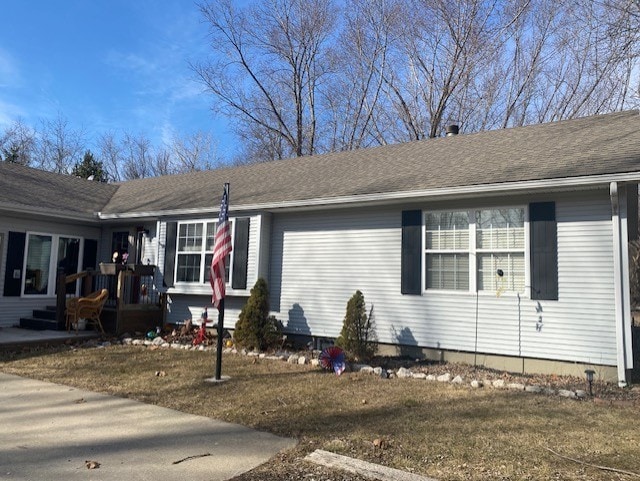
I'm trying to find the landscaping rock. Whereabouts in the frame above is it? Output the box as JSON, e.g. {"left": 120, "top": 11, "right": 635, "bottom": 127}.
{"left": 412, "top": 372, "right": 427, "bottom": 380}
{"left": 452, "top": 375, "right": 464, "bottom": 384}
{"left": 470, "top": 380, "right": 483, "bottom": 388}
{"left": 396, "top": 367, "right": 412, "bottom": 378}
{"left": 426, "top": 374, "right": 436, "bottom": 381}
{"left": 525, "top": 385, "right": 543, "bottom": 394}
{"left": 558, "top": 389, "right": 577, "bottom": 399}
{"left": 507, "top": 383, "right": 525, "bottom": 391}
{"left": 152, "top": 336, "right": 164, "bottom": 346}
{"left": 358, "top": 366, "right": 375, "bottom": 374}
{"left": 287, "top": 354, "right": 299, "bottom": 364}
{"left": 575, "top": 390, "right": 588, "bottom": 399}
{"left": 492, "top": 379, "right": 506, "bottom": 389}
{"left": 437, "top": 373, "right": 451, "bottom": 382}
{"left": 298, "top": 356, "right": 307, "bottom": 365}
{"left": 310, "top": 359, "right": 320, "bottom": 367}
{"left": 373, "top": 367, "right": 383, "bottom": 376}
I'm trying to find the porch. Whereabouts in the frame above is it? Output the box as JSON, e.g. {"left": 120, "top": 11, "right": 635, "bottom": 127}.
{"left": 55, "top": 264, "right": 167, "bottom": 336}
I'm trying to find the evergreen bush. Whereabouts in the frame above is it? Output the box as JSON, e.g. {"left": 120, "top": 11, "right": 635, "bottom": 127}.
{"left": 336, "top": 290, "right": 377, "bottom": 361}
{"left": 234, "top": 278, "right": 283, "bottom": 351}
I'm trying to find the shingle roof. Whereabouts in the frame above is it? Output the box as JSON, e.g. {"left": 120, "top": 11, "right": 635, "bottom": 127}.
{"left": 3, "top": 110, "right": 640, "bottom": 219}
{"left": 102, "top": 110, "right": 640, "bottom": 215}
{"left": 0, "top": 162, "right": 118, "bottom": 218}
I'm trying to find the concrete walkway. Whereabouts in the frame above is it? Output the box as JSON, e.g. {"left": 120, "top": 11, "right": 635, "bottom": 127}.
{"left": 0, "top": 373, "right": 296, "bottom": 480}
{"left": 0, "top": 327, "right": 97, "bottom": 348}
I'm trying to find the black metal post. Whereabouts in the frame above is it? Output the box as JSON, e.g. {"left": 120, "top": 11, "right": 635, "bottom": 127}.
{"left": 215, "top": 298, "right": 225, "bottom": 380}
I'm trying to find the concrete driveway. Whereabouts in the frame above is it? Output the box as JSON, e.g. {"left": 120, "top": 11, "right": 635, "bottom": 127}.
{"left": 0, "top": 373, "right": 296, "bottom": 480}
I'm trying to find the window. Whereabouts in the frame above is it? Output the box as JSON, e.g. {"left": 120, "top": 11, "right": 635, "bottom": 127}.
{"left": 424, "top": 207, "right": 525, "bottom": 293}
{"left": 23, "top": 233, "right": 82, "bottom": 296}
{"left": 176, "top": 221, "right": 232, "bottom": 284}
{"left": 425, "top": 211, "right": 469, "bottom": 290}
{"left": 476, "top": 208, "right": 525, "bottom": 292}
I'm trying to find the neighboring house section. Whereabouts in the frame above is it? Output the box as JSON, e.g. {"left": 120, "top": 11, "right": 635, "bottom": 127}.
{"left": 1, "top": 110, "right": 639, "bottom": 385}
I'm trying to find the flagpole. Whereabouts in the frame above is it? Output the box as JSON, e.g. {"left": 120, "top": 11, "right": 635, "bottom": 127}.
{"left": 215, "top": 182, "right": 229, "bottom": 381}
{"left": 215, "top": 297, "right": 225, "bottom": 380}
{"left": 207, "top": 182, "right": 231, "bottom": 384}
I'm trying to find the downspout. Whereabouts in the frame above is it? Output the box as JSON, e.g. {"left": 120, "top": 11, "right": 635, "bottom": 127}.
{"left": 610, "top": 182, "right": 632, "bottom": 386}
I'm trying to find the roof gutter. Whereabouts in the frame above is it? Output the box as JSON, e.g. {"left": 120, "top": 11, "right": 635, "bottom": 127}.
{"left": 97, "top": 171, "right": 640, "bottom": 220}
{"left": 0, "top": 201, "right": 101, "bottom": 223}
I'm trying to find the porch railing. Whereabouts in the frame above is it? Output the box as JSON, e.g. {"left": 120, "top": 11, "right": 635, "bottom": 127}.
{"left": 56, "top": 264, "right": 167, "bottom": 332}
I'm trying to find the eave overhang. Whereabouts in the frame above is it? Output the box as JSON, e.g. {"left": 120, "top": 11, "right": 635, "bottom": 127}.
{"left": 97, "top": 171, "right": 640, "bottom": 220}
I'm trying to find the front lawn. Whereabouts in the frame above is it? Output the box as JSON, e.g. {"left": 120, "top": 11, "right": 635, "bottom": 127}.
{"left": 2, "top": 343, "right": 639, "bottom": 480}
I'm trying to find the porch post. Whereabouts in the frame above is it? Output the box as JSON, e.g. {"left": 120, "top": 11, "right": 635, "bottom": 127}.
{"left": 56, "top": 268, "right": 66, "bottom": 328}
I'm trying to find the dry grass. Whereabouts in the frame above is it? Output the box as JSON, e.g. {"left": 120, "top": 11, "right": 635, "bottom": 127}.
{"left": 2, "top": 344, "right": 640, "bottom": 480}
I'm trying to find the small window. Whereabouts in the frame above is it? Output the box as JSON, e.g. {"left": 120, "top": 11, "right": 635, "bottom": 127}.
{"left": 425, "top": 211, "right": 470, "bottom": 290}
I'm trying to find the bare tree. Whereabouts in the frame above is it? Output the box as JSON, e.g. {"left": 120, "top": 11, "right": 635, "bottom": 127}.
{"left": 193, "top": 0, "right": 338, "bottom": 161}
{"left": 0, "top": 119, "right": 37, "bottom": 165}
{"left": 120, "top": 132, "right": 154, "bottom": 180}
{"left": 324, "top": 0, "right": 400, "bottom": 150}
{"left": 168, "top": 131, "right": 220, "bottom": 172}
{"left": 35, "top": 113, "right": 86, "bottom": 173}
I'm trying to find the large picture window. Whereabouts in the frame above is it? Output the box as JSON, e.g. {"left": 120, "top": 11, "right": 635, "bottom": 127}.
{"left": 424, "top": 207, "right": 525, "bottom": 293}
{"left": 176, "top": 221, "right": 232, "bottom": 284}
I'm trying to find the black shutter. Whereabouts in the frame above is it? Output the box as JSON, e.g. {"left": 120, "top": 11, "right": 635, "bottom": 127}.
{"left": 3, "top": 231, "right": 26, "bottom": 297}
{"left": 232, "top": 218, "right": 250, "bottom": 290}
{"left": 529, "top": 202, "right": 558, "bottom": 300}
{"left": 401, "top": 210, "right": 422, "bottom": 295}
{"left": 163, "top": 222, "right": 178, "bottom": 288}
{"left": 83, "top": 239, "right": 98, "bottom": 270}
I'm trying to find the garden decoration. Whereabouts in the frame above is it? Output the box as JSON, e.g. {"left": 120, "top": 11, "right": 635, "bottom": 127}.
{"left": 319, "top": 346, "right": 346, "bottom": 376}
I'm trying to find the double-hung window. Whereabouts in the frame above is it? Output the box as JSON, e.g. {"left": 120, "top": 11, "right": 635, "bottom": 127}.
{"left": 425, "top": 211, "right": 470, "bottom": 290}
{"left": 176, "top": 221, "right": 232, "bottom": 284}
{"left": 424, "top": 207, "right": 525, "bottom": 293}
{"left": 476, "top": 208, "right": 525, "bottom": 292}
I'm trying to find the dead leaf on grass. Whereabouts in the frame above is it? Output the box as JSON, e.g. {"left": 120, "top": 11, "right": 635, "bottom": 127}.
{"left": 85, "top": 460, "right": 100, "bottom": 469}
{"left": 73, "top": 398, "right": 86, "bottom": 404}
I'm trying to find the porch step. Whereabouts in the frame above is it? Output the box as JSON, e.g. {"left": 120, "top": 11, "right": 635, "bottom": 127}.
{"left": 19, "top": 317, "right": 63, "bottom": 331}
{"left": 31, "top": 309, "right": 57, "bottom": 321}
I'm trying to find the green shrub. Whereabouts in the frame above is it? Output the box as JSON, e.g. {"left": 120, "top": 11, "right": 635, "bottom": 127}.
{"left": 234, "top": 278, "right": 283, "bottom": 351}
{"left": 336, "top": 290, "right": 377, "bottom": 361}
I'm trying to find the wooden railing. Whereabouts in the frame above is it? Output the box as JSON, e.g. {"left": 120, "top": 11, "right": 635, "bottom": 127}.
{"left": 56, "top": 264, "right": 167, "bottom": 333}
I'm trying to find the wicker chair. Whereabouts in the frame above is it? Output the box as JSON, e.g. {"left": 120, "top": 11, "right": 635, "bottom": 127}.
{"left": 65, "top": 289, "right": 108, "bottom": 334}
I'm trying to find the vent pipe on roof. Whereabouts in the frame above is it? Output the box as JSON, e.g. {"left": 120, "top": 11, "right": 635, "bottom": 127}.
{"left": 445, "top": 125, "right": 459, "bottom": 136}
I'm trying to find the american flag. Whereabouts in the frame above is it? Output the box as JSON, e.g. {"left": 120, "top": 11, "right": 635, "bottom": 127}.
{"left": 210, "top": 184, "right": 232, "bottom": 309}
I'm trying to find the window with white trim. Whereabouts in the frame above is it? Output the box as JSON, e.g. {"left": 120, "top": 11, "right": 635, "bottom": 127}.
{"left": 424, "top": 207, "right": 525, "bottom": 292}
{"left": 425, "top": 211, "right": 469, "bottom": 290}
{"left": 176, "top": 221, "right": 232, "bottom": 284}
{"left": 476, "top": 208, "right": 525, "bottom": 292}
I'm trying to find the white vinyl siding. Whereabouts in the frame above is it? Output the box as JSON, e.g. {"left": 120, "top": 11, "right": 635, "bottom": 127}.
{"left": 270, "top": 193, "right": 618, "bottom": 366}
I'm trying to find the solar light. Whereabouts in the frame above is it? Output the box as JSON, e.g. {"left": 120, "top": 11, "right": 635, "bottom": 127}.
{"left": 584, "top": 369, "right": 595, "bottom": 396}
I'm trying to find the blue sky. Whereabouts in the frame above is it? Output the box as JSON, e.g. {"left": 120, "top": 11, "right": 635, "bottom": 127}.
{"left": 0, "top": 0, "right": 232, "bottom": 154}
